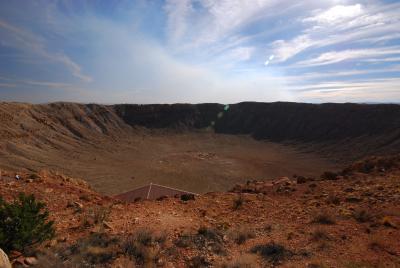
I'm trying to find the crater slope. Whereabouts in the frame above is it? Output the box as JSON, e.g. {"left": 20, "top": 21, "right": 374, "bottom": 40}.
{"left": 1, "top": 102, "right": 399, "bottom": 194}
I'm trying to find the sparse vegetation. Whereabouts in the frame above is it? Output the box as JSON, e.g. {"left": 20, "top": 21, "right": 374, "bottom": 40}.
{"left": 73, "top": 234, "right": 118, "bottom": 264}
{"left": 189, "top": 255, "right": 210, "bottom": 268}
{"left": 181, "top": 194, "right": 195, "bottom": 201}
{"left": 353, "top": 209, "right": 374, "bottom": 223}
{"left": 122, "top": 228, "right": 166, "bottom": 265}
{"left": 251, "top": 242, "right": 293, "bottom": 264}
{"left": 312, "top": 212, "right": 336, "bottom": 225}
{"left": 174, "top": 226, "right": 226, "bottom": 256}
{"left": 0, "top": 193, "right": 55, "bottom": 253}
{"left": 326, "top": 195, "right": 340, "bottom": 205}
{"left": 233, "top": 194, "right": 245, "bottom": 210}
{"left": 82, "top": 205, "right": 111, "bottom": 228}
{"left": 229, "top": 228, "right": 255, "bottom": 245}
{"left": 311, "top": 229, "right": 331, "bottom": 242}
{"left": 198, "top": 226, "right": 222, "bottom": 242}
{"left": 46, "top": 232, "right": 120, "bottom": 266}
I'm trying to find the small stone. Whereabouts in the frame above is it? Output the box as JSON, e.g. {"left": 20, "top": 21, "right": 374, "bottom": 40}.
{"left": 24, "top": 257, "right": 38, "bottom": 266}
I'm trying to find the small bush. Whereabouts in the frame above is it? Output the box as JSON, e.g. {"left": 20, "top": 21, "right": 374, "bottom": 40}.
{"left": 0, "top": 193, "right": 55, "bottom": 253}
{"left": 230, "top": 228, "right": 255, "bottom": 245}
{"left": 251, "top": 242, "right": 292, "bottom": 264}
{"left": 233, "top": 195, "right": 245, "bottom": 210}
{"left": 189, "top": 255, "right": 210, "bottom": 268}
{"left": 181, "top": 194, "right": 195, "bottom": 201}
{"left": 82, "top": 206, "right": 110, "bottom": 228}
{"left": 311, "top": 229, "right": 330, "bottom": 242}
{"left": 326, "top": 195, "right": 340, "bottom": 205}
{"left": 122, "top": 228, "right": 166, "bottom": 265}
{"left": 198, "top": 226, "right": 222, "bottom": 242}
{"left": 174, "top": 233, "right": 193, "bottom": 248}
{"left": 353, "top": 209, "right": 374, "bottom": 223}
{"left": 175, "top": 227, "right": 226, "bottom": 255}
{"left": 311, "top": 212, "right": 336, "bottom": 225}
{"left": 67, "top": 232, "right": 120, "bottom": 265}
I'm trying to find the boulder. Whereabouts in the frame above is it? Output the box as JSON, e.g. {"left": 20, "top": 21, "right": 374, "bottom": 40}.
{"left": 0, "top": 248, "right": 11, "bottom": 268}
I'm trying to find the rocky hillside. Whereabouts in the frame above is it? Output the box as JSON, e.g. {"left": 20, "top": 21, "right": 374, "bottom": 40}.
{"left": 2, "top": 101, "right": 399, "bottom": 155}
{"left": 115, "top": 102, "right": 400, "bottom": 142}
{"left": 0, "top": 155, "right": 399, "bottom": 267}
{"left": 116, "top": 102, "right": 400, "bottom": 159}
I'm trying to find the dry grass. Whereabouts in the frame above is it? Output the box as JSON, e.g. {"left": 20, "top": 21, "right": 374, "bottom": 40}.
{"left": 311, "top": 229, "right": 331, "bottom": 242}
{"left": 311, "top": 212, "right": 336, "bottom": 225}
{"left": 122, "top": 228, "right": 166, "bottom": 265}
{"left": 229, "top": 228, "right": 255, "bottom": 245}
{"left": 250, "top": 242, "right": 293, "bottom": 264}
{"left": 353, "top": 209, "right": 374, "bottom": 223}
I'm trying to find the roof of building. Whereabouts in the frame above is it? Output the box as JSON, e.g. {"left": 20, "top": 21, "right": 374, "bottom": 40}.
{"left": 114, "top": 183, "right": 198, "bottom": 202}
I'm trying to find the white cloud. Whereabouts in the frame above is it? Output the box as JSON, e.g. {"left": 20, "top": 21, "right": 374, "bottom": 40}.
{"left": 164, "top": 0, "right": 276, "bottom": 49}
{"left": 164, "top": 0, "right": 193, "bottom": 45}
{"left": 269, "top": 3, "right": 400, "bottom": 64}
{"left": 295, "top": 78, "right": 400, "bottom": 103}
{"left": 295, "top": 47, "right": 400, "bottom": 67}
{"left": 271, "top": 35, "right": 314, "bottom": 62}
{"left": 303, "top": 4, "right": 363, "bottom": 25}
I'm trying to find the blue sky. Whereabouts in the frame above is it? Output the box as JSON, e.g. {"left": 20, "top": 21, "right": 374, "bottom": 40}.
{"left": 0, "top": 0, "right": 399, "bottom": 103}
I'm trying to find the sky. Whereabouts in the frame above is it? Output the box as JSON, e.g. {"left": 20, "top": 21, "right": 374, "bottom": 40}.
{"left": 0, "top": 0, "right": 400, "bottom": 104}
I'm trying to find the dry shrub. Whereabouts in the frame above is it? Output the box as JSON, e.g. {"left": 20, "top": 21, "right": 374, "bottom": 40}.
{"left": 229, "top": 228, "right": 255, "bottom": 245}
{"left": 189, "top": 255, "right": 210, "bottom": 268}
{"left": 82, "top": 205, "right": 111, "bottom": 228}
{"left": 368, "top": 235, "right": 396, "bottom": 255}
{"left": 233, "top": 194, "right": 245, "bottom": 210}
{"left": 311, "top": 229, "right": 331, "bottom": 242}
{"left": 311, "top": 212, "right": 336, "bottom": 225}
{"left": 353, "top": 209, "right": 374, "bottom": 223}
{"left": 326, "top": 195, "right": 340, "bottom": 205}
{"left": 122, "top": 228, "right": 166, "bottom": 265}
{"left": 174, "top": 233, "right": 193, "bottom": 248}
{"left": 175, "top": 226, "right": 226, "bottom": 255}
{"left": 251, "top": 242, "right": 293, "bottom": 264}
{"left": 68, "top": 233, "right": 119, "bottom": 266}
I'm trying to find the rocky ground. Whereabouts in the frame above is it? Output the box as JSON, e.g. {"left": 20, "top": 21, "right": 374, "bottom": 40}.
{"left": 1, "top": 155, "right": 399, "bottom": 267}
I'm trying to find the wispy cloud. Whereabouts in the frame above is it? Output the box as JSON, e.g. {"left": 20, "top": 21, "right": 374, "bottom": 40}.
{"left": 0, "top": 0, "right": 400, "bottom": 103}
{"left": 295, "top": 47, "right": 400, "bottom": 67}
{"left": 296, "top": 78, "right": 400, "bottom": 102}
{"left": 269, "top": 3, "right": 400, "bottom": 63}
{"left": 303, "top": 4, "right": 363, "bottom": 25}
{"left": 0, "top": 19, "right": 92, "bottom": 82}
